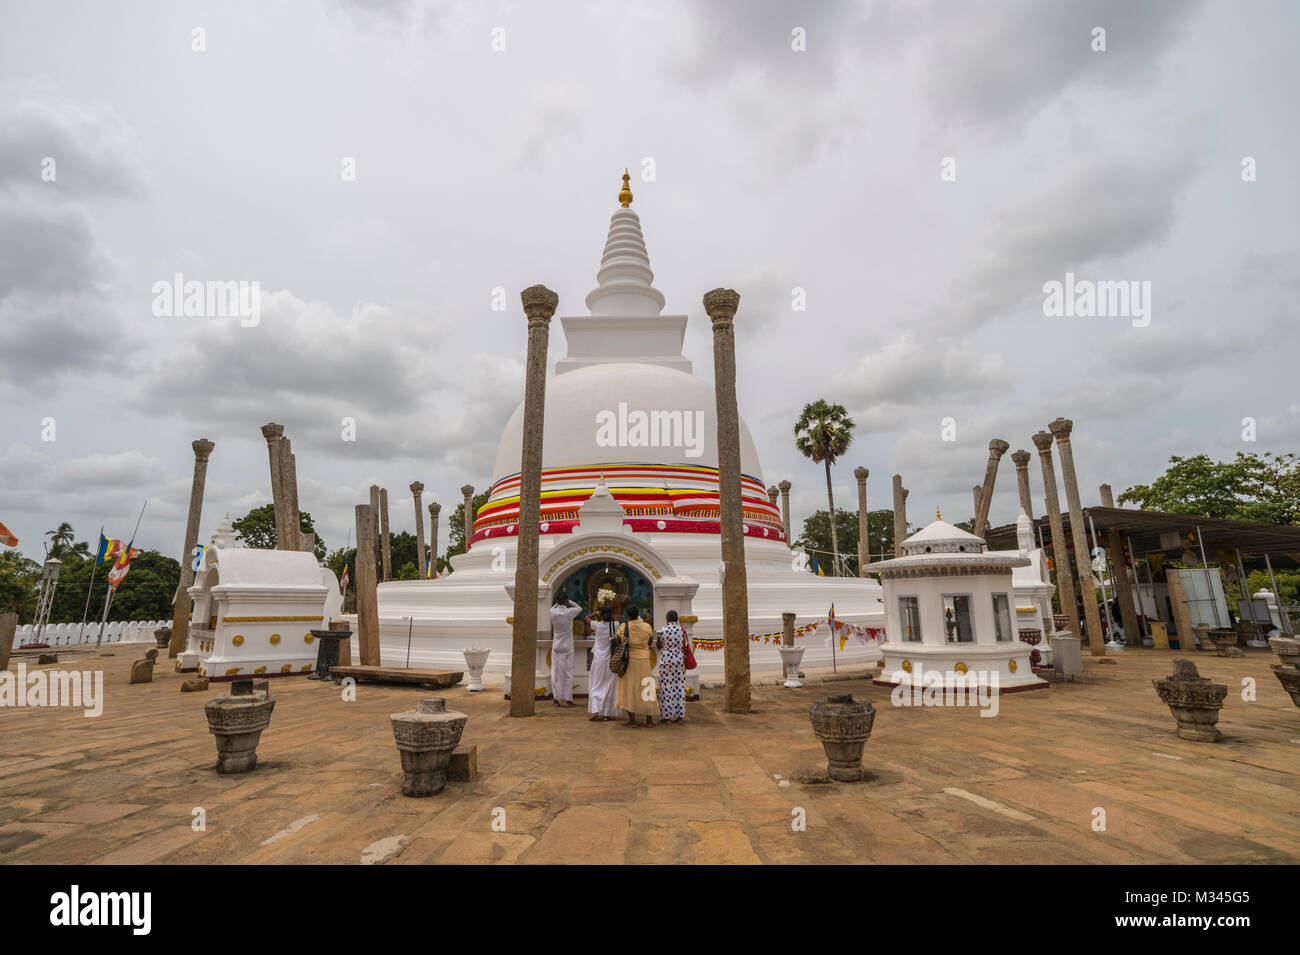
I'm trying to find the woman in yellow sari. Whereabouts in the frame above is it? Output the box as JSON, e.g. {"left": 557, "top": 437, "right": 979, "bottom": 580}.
{"left": 615, "top": 606, "right": 657, "bottom": 727}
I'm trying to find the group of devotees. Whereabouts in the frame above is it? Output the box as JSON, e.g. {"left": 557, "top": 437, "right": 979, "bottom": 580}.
{"left": 548, "top": 594, "right": 692, "bottom": 727}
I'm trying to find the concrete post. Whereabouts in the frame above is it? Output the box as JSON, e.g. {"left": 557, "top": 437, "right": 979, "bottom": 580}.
{"left": 170, "top": 438, "right": 214, "bottom": 658}
{"left": 705, "top": 287, "right": 751, "bottom": 714}
{"left": 354, "top": 503, "right": 381, "bottom": 666}
{"left": 854, "top": 467, "right": 869, "bottom": 575}
{"left": 1049, "top": 418, "right": 1105, "bottom": 656}
{"left": 972, "top": 438, "right": 1010, "bottom": 539}
{"left": 1012, "top": 449, "right": 1033, "bottom": 520}
{"left": 260, "top": 423, "right": 287, "bottom": 548}
{"left": 1033, "top": 431, "right": 1079, "bottom": 640}
{"left": 509, "top": 284, "right": 557, "bottom": 718}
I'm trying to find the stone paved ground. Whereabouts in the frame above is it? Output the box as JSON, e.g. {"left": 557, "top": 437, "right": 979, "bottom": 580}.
{"left": 1, "top": 645, "right": 1298, "bottom": 864}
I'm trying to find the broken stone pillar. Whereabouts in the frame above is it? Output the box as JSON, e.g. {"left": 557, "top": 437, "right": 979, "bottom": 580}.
{"left": 1, "top": 612, "right": 18, "bottom": 671}
{"left": 1099, "top": 483, "right": 1141, "bottom": 646}
{"left": 380, "top": 487, "right": 392, "bottom": 582}
{"left": 1050, "top": 418, "right": 1105, "bottom": 656}
{"left": 777, "top": 480, "right": 792, "bottom": 544}
{"left": 1032, "top": 431, "right": 1079, "bottom": 640}
{"left": 1012, "top": 449, "right": 1034, "bottom": 520}
{"left": 892, "top": 476, "right": 906, "bottom": 557}
{"left": 428, "top": 502, "right": 441, "bottom": 578}
{"left": 461, "top": 485, "right": 475, "bottom": 552}
{"left": 854, "top": 467, "right": 869, "bottom": 575}
{"left": 170, "top": 438, "right": 214, "bottom": 659}
{"left": 782, "top": 612, "right": 796, "bottom": 648}
{"left": 129, "top": 648, "right": 159, "bottom": 684}
{"left": 260, "top": 423, "right": 288, "bottom": 548}
{"left": 410, "top": 482, "right": 427, "bottom": 579}
{"left": 1152, "top": 658, "right": 1227, "bottom": 742}
{"left": 972, "top": 438, "right": 1010, "bottom": 539}
{"left": 705, "top": 287, "right": 751, "bottom": 714}
{"left": 972, "top": 485, "right": 983, "bottom": 522}
{"left": 354, "top": 503, "right": 381, "bottom": 666}
{"left": 509, "top": 284, "right": 557, "bottom": 718}
{"left": 279, "top": 437, "right": 302, "bottom": 552}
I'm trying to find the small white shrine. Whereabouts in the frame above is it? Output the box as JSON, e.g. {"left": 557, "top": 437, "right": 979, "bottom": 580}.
{"left": 182, "top": 515, "right": 343, "bottom": 681}
{"left": 875, "top": 512, "right": 1048, "bottom": 693}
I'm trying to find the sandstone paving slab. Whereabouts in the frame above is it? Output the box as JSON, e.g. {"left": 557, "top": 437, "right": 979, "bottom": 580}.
{"left": 524, "top": 805, "right": 628, "bottom": 864}
{"left": 689, "top": 820, "right": 761, "bottom": 864}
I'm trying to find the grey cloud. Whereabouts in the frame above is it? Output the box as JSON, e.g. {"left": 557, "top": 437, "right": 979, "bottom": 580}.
{"left": 0, "top": 93, "right": 148, "bottom": 197}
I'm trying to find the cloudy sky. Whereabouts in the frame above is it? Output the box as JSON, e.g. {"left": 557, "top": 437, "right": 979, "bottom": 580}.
{"left": 1, "top": 0, "right": 1296, "bottom": 562}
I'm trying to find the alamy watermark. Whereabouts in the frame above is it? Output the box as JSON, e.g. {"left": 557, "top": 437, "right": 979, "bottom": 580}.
{"left": 595, "top": 402, "right": 705, "bottom": 458}
{"left": 1042, "top": 272, "right": 1151, "bottom": 328}
{"left": 152, "top": 272, "right": 261, "bottom": 327}
{"left": 888, "top": 663, "right": 1000, "bottom": 717}
{"left": 0, "top": 663, "right": 103, "bottom": 717}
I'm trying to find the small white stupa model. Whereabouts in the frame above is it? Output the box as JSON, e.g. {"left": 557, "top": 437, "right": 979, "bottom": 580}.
{"left": 875, "top": 510, "right": 1048, "bottom": 693}
{"left": 182, "top": 514, "right": 344, "bottom": 681}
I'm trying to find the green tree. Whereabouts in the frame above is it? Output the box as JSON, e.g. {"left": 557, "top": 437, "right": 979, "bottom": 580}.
{"left": 45, "top": 522, "right": 75, "bottom": 557}
{"left": 44, "top": 549, "right": 181, "bottom": 624}
{"left": 0, "top": 551, "right": 41, "bottom": 622}
{"left": 231, "top": 504, "right": 326, "bottom": 560}
{"left": 445, "top": 491, "right": 489, "bottom": 573}
{"left": 797, "top": 508, "right": 899, "bottom": 576}
{"left": 794, "top": 400, "right": 855, "bottom": 576}
{"left": 1119, "top": 452, "right": 1299, "bottom": 524}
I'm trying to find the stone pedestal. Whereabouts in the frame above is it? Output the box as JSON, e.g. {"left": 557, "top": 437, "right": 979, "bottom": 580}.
{"left": 308, "top": 628, "right": 351, "bottom": 680}
{"left": 779, "top": 645, "right": 806, "bottom": 688}
{"left": 390, "top": 698, "right": 468, "bottom": 797}
{"left": 1152, "top": 659, "right": 1227, "bottom": 742}
{"left": 154, "top": 627, "right": 172, "bottom": 650}
{"left": 204, "top": 680, "right": 277, "bottom": 773}
{"left": 1269, "top": 635, "right": 1300, "bottom": 669}
{"left": 129, "top": 649, "right": 159, "bottom": 684}
{"left": 1272, "top": 666, "right": 1300, "bottom": 713}
{"left": 463, "top": 647, "right": 490, "bottom": 691}
{"left": 809, "top": 694, "right": 875, "bottom": 782}
{"left": 1053, "top": 634, "right": 1083, "bottom": 682}
{"left": 1208, "top": 628, "right": 1241, "bottom": 657}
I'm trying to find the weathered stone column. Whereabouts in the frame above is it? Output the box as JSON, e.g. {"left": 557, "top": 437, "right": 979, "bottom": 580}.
{"left": 892, "top": 475, "right": 907, "bottom": 557}
{"left": 1050, "top": 418, "right": 1105, "bottom": 656}
{"left": 379, "top": 487, "right": 392, "bottom": 581}
{"left": 279, "top": 437, "right": 302, "bottom": 552}
{"left": 369, "top": 485, "right": 381, "bottom": 571}
{"left": 410, "top": 482, "right": 426, "bottom": 580}
{"left": 972, "top": 485, "right": 983, "bottom": 522}
{"left": 767, "top": 485, "right": 779, "bottom": 507}
{"left": 854, "top": 467, "right": 869, "bottom": 575}
{"left": 972, "top": 438, "right": 1010, "bottom": 539}
{"left": 1033, "top": 431, "right": 1079, "bottom": 639}
{"left": 509, "top": 284, "right": 557, "bottom": 718}
{"left": 461, "top": 485, "right": 475, "bottom": 552}
{"left": 705, "top": 287, "right": 751, "bottom": 714}
{"left": 0, "top": 612, "right": 17, "bottom": 672}
{"left": 261, "top": 423, "right": 288, "bottom": 548}
{"left": 428, "top": 502, "right": 441, "bottom": 578}
{"left": 782, "top": 611, "right": 796, "bottom": 647}
{"left": 354, "top": 504, "right": 381, "bottom": 666}
{"left": 169, "top": 438, "right": 215, "bottom": 658}
{"left": 777, "top": 479, "right": 792, "bottom": 544}
{"left": 1099, "top": 484, "right": 1141, "bottom": 645}
{"left": 1012, "top": 449, "right": 1034, "bottom": 519}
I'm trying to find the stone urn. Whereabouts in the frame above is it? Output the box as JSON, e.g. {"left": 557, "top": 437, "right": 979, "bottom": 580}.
{"left": 1151, "top": 658, "right": 1227, "bottom": 742}
{"left": 1208, "top": 628, "right": 1240, "bottom": 656}
{"left": 1272, "top": 666, "right": 1300, "bottom": 713}
{"left": 390, "top": 698, "right": 468, "bottom": 797}
{"left": 1269, "top": 635, "right": 1300, "bottom": 669}
{"left": 809, "top": 694, "right": 875, "bottom": 782}
{"left": 204, "top": 679, "right": 277, "bottom": 773}
{"left": 154, "top": 627, "right": 172, "bottom": 650}
{"left": 462, "top": 647, "right": 491, "bottom": 692}
{"left": 778, "top": 645, "right": 805, "bottom": 688}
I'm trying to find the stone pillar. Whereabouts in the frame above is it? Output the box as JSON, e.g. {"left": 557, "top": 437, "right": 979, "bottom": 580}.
{"left": 354, "top": 504, "right": 381, "bottom": 666}
{"left": 972, "top": 438, "right": 1010, "bottom": 539}
{"left": 169, "top": 438, "right": 215, "bottom": 658}
{"left": 428, "top": 502, "right": 441, "bottom": 578}
{"left": 777, "top": 479, "right": 792, "bottom": 544}
{"left": 509, "top": 284, "right": 557, "bottom": 718}
{"left": 1099, "top": 484, "right": 1141, "bottom": 645}
{"left": 972, "top": 485, "right": 983, "bottom": 522}
{"left": 767, "top": 485, "right": 779, "bottom": 507}
{"left": 1032, "top": 431, "right": 1079, "bottom": 640}
{"left": 705, "top": 287, "right": 751, "bottom": 714}
{"left": 892, "top": 475, "right": 906, "bottom": 557}
{"left": 279, "top": 437, "right": 301, "bottom": 552}
{"left": 853, "top": 467, "right": 869, "bottom": 575}
{"left": 0, "top": 612, "right": 17, "bottom": 672}
{"left": 379, "top": 487, "right": 392, "bottom": 582}
{"left": 782, "top": 612, "right": 796, "bottom": 647}
{"left": 1012, "top": 449, "right": 1033, "bottom": 520}
{"left": 260, "top": 423, "right": 288, "bottom": 548}
{"left": 410, "top": 482, "right": 426, "bottom": 579}
{"left": 1049, "top": 418, "right": 1105, "bottom": 656}
{"left": 369, "top": 485, "right": 381, "bottom": 571}
{"left": 461, "top": 485, "right": 475, "bottom": 551}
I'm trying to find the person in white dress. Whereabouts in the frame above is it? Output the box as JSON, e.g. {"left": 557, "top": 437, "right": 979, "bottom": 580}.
{"left": 587, "top": 603, "right": 621, "bottom": 721}
{"left": 549, "top": 594, "right": 584, "bottom": 707}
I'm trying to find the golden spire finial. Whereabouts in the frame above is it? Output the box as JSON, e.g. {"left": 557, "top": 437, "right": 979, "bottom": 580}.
{"left": 618, "top": 168, "right": 633, "bottom": 208}
{"left": 936, "top": 506, "right": 942, "bottom": 521}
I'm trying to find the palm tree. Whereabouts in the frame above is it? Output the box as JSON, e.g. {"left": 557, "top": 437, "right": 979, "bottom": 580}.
{"left": 794, "top": 400, "right": 855, "bottom": 576}
{"left": 45, "top": 522, "right": 75, "bottom": 558}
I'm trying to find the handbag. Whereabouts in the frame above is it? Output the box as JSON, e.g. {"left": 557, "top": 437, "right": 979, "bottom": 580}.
{"left": 609, "top": 623, "right": 630, "bottom": 677}
{"left": 681, "top": 626, "right": 697, "bottom": 670}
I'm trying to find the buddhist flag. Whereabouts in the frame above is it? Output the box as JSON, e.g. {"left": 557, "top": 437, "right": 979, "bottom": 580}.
{"left": 97, "top": 534, "right": 124, "bottom": 565}
{"left": 106, "top": 545, "right": 141, "bottom": 590}
{"left": 0, "top": 520, "right": 17, "bottom": 547}
{"left": 340, "top": 565, "right": 350, "bottom": 594}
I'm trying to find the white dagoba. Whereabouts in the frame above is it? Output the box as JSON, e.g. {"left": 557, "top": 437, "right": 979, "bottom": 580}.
{"left": 874, "top": 512, "right": 1048, "bottom": 693}
{"left": 367, "top": 176, "right": 886, "bottom": 685}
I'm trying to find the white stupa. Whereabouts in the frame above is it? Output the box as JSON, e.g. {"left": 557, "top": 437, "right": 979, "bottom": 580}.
{"left": 368, "top": 174, "right": 886, "bottom": 679}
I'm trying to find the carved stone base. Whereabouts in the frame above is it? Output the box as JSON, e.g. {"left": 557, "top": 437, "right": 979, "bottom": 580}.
{"left": 1152, "top": 659, "right": 1227, "bottom": 742}
{"left": 1272, "top": 665, "right": 1300, "bottom": 712}
{"left": 391, "top": 698, "right": 468, "bottom": 797}
{"left": 204, "top": 680, "right": 276, "bottom": 773}
{"left": 809, "top": 694, "right": 875, "bottom": 782}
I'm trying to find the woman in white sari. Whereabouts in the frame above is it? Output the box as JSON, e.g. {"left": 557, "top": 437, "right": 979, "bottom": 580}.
{"left": 587, "top": 604, "right": 621, "bottom": 721}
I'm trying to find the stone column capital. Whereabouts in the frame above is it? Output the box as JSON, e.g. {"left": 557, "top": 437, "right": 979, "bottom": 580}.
{"left": 1048, "top": 417, "right": 1074, "bottom": 440}
{"left": 781, "top": 612, "right": 796, "bottom": 624}
{"left": 460, "top": 485, "right": 474, "bottom": 498}
{"left": 429, "top": 501, "right": 441, "bottom": 517}
{"left": 854, "top": 467, "right": 869, "bottom": 482}
{"left": 1011, "top": 449, "right": 1031, "bottom": 467}
{"left": 989, "top": 438, "right": 1010, "bottom": 457}
{"left": 1031, "top": 430, "right": 1054, "bottom": 453}
{"left": 260, "top": 422, "right": 284, "bottom": 441}
{"left": 777, "top": 479, "right": 791, "bottom": 492}
{"left": 702, "top": 288, "right": 740, "bottom": 325}
{"left": 767, "top": 486, "right": 779, "bottom": 502}
{"left": 410, "top": 481, "right": 424, "bottom": 495}
{"left": 520, "top": 285, "right": 558, "bottom": 324}
{"left": 192, "top": 438, "right": 215, "bottom": 461}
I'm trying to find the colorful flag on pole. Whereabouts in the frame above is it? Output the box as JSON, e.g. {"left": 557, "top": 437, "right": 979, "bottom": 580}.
{"left": 0, "top": 520, "right": 17, "bottom": 547}
{"left": 106, "top": 545, "right": 141, "bottom": 590}
{"left": 340, "top": 565, "right": 350, "bottom": 594}
{"left": 97, "top": 534, "right": 124, "bottom": 564}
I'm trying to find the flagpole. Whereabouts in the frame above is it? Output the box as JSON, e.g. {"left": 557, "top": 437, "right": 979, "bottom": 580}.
{"left": 77, "top": 525, "right": 104, "bottom": 644}
{"left": 95, "top": 579, "right": 113, "bottom": 649}
{"left": 97, "top": 500, "right": 148, "bottom": 649}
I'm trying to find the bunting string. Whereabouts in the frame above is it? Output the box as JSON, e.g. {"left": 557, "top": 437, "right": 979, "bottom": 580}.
{"left": 689, "top": 618, "right": 885, "bottom": 652}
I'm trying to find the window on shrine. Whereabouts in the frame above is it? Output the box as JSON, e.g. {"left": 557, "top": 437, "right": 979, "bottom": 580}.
{"left": 992, "top": 593, "right": 1013, "bottom": 642}
{"left": 941, "top": 594, "right": 974, "bottom": 642}
{"left": 899, "top": 596, "right": 922, "bottom": 642}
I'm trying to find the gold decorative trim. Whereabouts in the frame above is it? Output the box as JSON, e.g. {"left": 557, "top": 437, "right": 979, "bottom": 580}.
{"left": 680, "top": 615, "right": 698, "bottom": 624}
{"left": 901, "top": 660, "right": 912, "bottom": 673}
{"left": 281, "top": 664, "right": 292, "bottom": 673}
{"left": 269, "top": 633, "right": 281, "bottom": 645}
{"left": 222, "top": 615, "right": 324, "bottom": 622}
{"left": 300, "top": 664, "right": 311, "bottom": 671}
{"left": 254, "top": 665, "right": 267, "bottom": 674}
{"left": 954, "top": 662, "right": 969, "bottom": 674}
{"left": 225, "top": 667, "right": 240, "bottom": 676}
{"left": 304, "top": 633, "right": 315, "bottom": 643}
{"left": 232, "top": 635, "right": 244, "bottom": 647}
{"left": 1008, "top": 659, "right": 1018, "bottom": 673}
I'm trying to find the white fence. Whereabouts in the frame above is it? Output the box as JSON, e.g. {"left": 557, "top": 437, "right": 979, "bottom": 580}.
{"left": 13, "top": 620, "right": 168, "bottom": 647}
